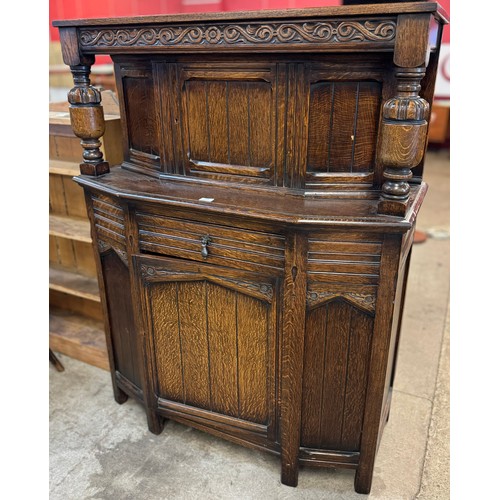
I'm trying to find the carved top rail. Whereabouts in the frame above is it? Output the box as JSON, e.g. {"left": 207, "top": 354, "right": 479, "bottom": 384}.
{"left": 54, "top": 3, "right": 448, "bottom": 59}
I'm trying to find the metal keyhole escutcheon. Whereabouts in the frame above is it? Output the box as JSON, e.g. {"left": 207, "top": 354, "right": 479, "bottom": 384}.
{"left": 201, "top": 235, "right": 212, "bottom": 258}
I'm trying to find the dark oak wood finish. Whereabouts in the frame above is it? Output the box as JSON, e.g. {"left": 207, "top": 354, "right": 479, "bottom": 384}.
{"left": 55, "top": 3, "right": 447, "bottom": 494}
{"left": 49, "top": 102, "right": 123, "bottom": 370}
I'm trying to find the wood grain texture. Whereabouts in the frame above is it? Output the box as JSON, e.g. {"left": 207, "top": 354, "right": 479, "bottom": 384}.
{"left": 73, "top": 240, "right": 98, "bottom": 277}
{"left": 237, "top": 293, "right": 269, "bottom": 424}
{"left": 178, "top": 281, "right": 211, "bottom": 409}
{"left": 50, "top": 289, "right": 103, "bottom": 322}
{"left": 150, "top": 282, "right": 184, "bottom": 402}
{"left": 49, "top": 214, "right": 91, "bottom": 243}
{"left": 355, "top": 233, "right": 402, "bottom": 494}
{"left": 123, "top": 71, "right": 160, "bottom": 160}
{"left": 280, "top": 233, "right": 308, "bottom": 486}
{"left": 49, "top": 266, "right": 99, "bottom": 301}
{"left": 53, "top": 3, "right": 447, "bottom": 27}
{"left": 49, "top": 308, "right": 108, "bottom": 370}
{"left": 207, "top": 284, "right": 239, "bottom": 417}
{"left": 54, "top": 4, "right": 446, "bottom": 492}
{"left": 101, "top": 250, "right": 141, "bottom": 388}
{"left": 394, "top": 13, "right": 432, "bottom": 68}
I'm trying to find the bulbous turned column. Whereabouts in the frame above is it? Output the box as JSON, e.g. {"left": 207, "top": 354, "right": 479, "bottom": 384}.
{"left": 68, "top": 64, "right": 110, "bottom": 176}
{"left": 377, "top": 68, "right": 429, "bottom": 216}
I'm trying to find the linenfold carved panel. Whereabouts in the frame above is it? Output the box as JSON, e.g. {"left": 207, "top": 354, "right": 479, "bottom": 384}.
{"left": 79, "top": 19, "right": 396, "bottom": 51}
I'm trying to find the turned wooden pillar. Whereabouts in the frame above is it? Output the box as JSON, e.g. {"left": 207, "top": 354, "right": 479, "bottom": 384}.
{"left": 58, "top": 27, "right": 109, "bottom": 177}
{"left": 68, "top": 64, "right": 110, "bottom": 176}
{"left": 378, "top": 14, "right": 432, "bottom": 216}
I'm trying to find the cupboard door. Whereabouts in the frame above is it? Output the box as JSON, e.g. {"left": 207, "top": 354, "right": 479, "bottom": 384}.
{"left": 133, "top": 254, "right": 279, "bottom": 446}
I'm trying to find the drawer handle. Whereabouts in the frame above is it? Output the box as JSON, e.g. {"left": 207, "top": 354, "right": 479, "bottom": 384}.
{"left": 201, "top": 235, "right": 212, "bottom": 259}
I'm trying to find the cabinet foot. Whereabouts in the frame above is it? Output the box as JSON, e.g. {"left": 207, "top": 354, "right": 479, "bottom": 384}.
{"left": 281, "top": 463, "right": 299, "bottom": 487}
{"left": 354, "top": 468, "right": 373, "bottom": 495}
{"left": 147, "top": 410, "right": 164, "bottom": 435}
{"left": 112, "top": 385, "right": 128, "bottom": 404}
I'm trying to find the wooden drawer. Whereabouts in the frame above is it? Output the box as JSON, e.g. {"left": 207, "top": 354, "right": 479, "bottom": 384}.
{"left": 136, "top": 211, "right": 285, "bottom": 274}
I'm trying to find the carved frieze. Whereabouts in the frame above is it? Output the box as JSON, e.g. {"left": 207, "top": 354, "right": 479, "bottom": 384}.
{"left": 79, "top": 19, "right": 396, "bottom": 51}
{"left": 139, "top": 264, "right": 273, "bottom": 301}
{"left": 307, "top": 290, "right": 376, "bottom": 314}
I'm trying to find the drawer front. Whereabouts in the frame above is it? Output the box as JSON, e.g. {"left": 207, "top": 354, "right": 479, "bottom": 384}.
{"left": 136, "top": 211, "right": 285, "bottom": 274}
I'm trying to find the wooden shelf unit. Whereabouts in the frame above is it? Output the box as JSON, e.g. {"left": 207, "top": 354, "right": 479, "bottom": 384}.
{"left": 49, "top": 93, "right": 123, "bottom": 370}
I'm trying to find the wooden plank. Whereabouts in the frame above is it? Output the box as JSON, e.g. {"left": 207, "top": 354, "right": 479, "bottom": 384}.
{"left": 177, "top": 281, "right": 210, "bottom": 409}
{"left": 301, "top": 306, "right": 327, "bottom": 447}
{"left": 280, "top": 233, "right": 308, "bottom": 486}
{"left": 49, "top": 266, "right": 100, "bottom": 301}
{"left": 248, "top": 83, "right": 273, "bottom": 168}
{"left": 49, "top": 235, "right": 59, "bottom": 265}
{"left": 320, "top": 301, "right": 351, "bottom": 449}
{"left": 307, "top": 82, "right": 333, "bottom": 173}
{"left": 330, "top": 82, "right": 358, "bottom": 172}
{"left": 73, "top": 240, "right": 98, "bottom": 277}
{"left": 53, "top": 236, "right": 77, "bottom": 269}
{"left": 49, "top": 159, "right": 80, "bottom": 176}
{"left": 62, "top": 176, "right": 87, "bottom": 218}
{"left": 49, "top": 134, "right": 82, "bottom": 162}
{"left": 49, "top": 174, "right": 68, "bottom": 214}
{"left": 355, "top": 234, "right": 402, "bottom": 493}
{"left": 50, "top": 289, "right": 104, "bottom": 322}
{"left": 352, "top": 82, "right": 381, "bottom": 172}
{"left": 49, "top": 214, "right": 92, "bottom": 243}
{"left": 150, "top": 282, "right": 184, "bottom": 402}
{"left": 186, "top": 81, "right": 209, "bottom": 162}
{"left": 207, "top": 82, "right": 229, "bottom": 165}
{"left": 237, "top": 293, "right": 268, "bottom": 424}
{"left": 53, "top": 4, "right": 447, "bottom": 28}
{"left": 207, "top": 283, "right": 239, "bottom": 417}
{"left": 341, "top": 310, "right": 373, "bottom": 450}
{"left": 49, "top": 308, "right": 109, "bottom": 370}
{"left": 227, "top": 81, "right": 249, "bottom": 166}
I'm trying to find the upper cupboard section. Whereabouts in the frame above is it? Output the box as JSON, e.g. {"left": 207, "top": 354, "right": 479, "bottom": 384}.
{"left": 114, "top": 56, "right": 389, "bottom": 191}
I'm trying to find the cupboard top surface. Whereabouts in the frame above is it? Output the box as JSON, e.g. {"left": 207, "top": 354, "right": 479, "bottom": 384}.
{"left": 53, "top": 3, "right": 449, "bottom": 27}
{"left": 76, "top": 167, "right": 426, "bottom": 232}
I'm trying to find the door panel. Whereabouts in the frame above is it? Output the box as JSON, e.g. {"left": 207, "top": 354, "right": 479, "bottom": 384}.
{"left": 301, "top": 298, "right": 373, "bottom": 452}
{"left": 134, "top": 255, "right": 278, "bottom": 440}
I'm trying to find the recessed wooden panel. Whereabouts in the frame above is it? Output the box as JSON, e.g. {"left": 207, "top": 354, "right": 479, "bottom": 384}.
{"left": 307, "top": 81, "right": 381, "bottom": 174}
{"left": 301, "top": 299, "right": 373, "bottom": 451}
{"left": 147, "top": 277, "right": 271, "bottom": 425}
{"left": 101, "top": 250, "right": 142, "bottom": 389}
{"left": 122, "top": 73, "right": 160, "bottom": 163}
{"left": 184, "top": 79, "right": 274, "bottom": 180}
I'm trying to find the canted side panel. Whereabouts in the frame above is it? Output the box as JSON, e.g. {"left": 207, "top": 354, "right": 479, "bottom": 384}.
{"left": 301, "top": 299, "right": 373, "bottom": 451}
{"left": 91, "top": 194, "right": 126, "bottom": 249}
{"left": 148, "top": 280, "right": 269, "bottom": 425}
{"left": 101, "top": 250, "right": 142, "bottom": 389}
{"left": 118, "top": 63, "right": 161, "bottom": 171}
{"left": 307, "top": 81, "right": 381, "bottom": 175}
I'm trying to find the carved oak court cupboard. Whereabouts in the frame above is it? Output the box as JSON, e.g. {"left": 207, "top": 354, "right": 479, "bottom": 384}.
{"left": 54, "top": 2, "right": 448, "bottom": 493}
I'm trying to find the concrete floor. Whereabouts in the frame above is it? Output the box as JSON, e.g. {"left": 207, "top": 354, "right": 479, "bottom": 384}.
{"left": 49, "top": 151, "right": 450, "bottom": 499}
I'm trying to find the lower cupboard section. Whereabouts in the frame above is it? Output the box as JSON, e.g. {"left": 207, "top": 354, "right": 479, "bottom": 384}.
{"left": 301, "top": 299, "right": 374, "bottom": 452}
